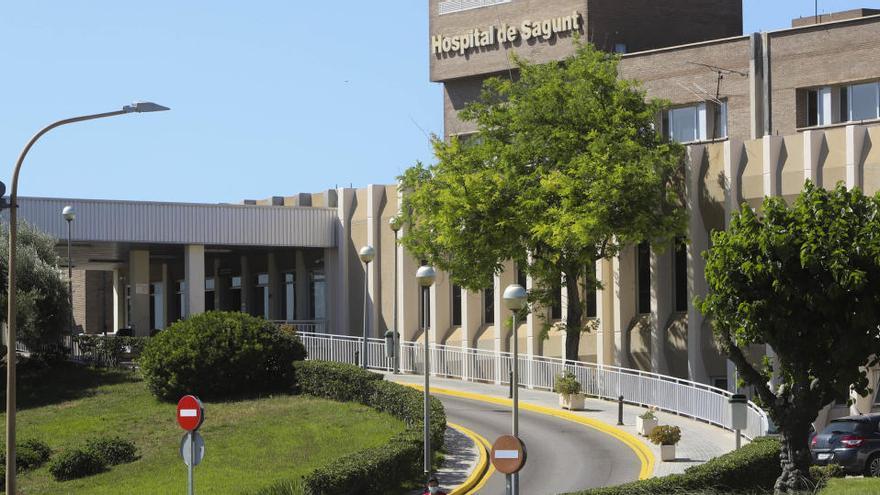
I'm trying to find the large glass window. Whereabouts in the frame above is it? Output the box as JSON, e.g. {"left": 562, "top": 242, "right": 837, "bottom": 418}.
{"left": 311, "top": 271, "right": 326, "bottom": 320}
{"left": 452, "top": 284, "right": 462, "bottom": 326}
{"left": 551, "top": 286, "right": 562, "bottom": 320}
{"left": 283, "top": 272, "right": 295, "bottom": 321}
{"left": 586, "top": 285, "right": 597, "bottom": 318}
{"left": 204, "top": 277, "right": 215, "bottom": 312}
{"left": 637, "top": 242, "right": 651, "bottom": 314}
{"left": 255, "top": 273, "right": 269, "bottom": 319}
{"left": 663, "top": 101, "right": 727, "bottom": 142}
{"left": 666, "top": 105, "right": 700, "bottom": 143}
{"left": 484, "top": 286, "right": 494, "bottom": 324}
{"left": 849, "top": 82, "right": 880, "bottom": 122}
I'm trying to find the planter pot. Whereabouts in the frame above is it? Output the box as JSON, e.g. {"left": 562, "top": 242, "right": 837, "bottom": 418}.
{"left": 558, "top": 393, "right": 585, "bottom": 411}
{"left": 660, "top": 444, "right": 676, "bottom": 461}
{"left": 636, "top": 417, "right": 658, "bottom": 436}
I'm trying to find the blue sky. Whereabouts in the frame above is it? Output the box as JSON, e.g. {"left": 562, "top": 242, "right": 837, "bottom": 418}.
{"left": 1, "top": 1, "right": 877, "bottom": 203}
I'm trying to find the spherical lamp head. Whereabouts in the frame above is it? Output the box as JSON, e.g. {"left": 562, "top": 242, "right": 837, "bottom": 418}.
{"left": 62, "top": 205, "right": 76, "bottom": 222}
{"left": 358, "top": 245, "right": 376, "bottom": 264}
{"left": 416, "top": 265, "right": 436, "bottom": 287}
{"left": 503, "top": 284, "right": 528, "bottom": 311}
{"left": 389, "top": 216, "right": 402, "bottom": 233}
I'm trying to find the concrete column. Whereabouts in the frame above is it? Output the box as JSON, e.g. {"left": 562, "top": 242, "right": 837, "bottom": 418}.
{"left": 613, "top": 247, "right": 635, "bottom": 368}
{"left": 846, "top": 125, "right": 867, "bottom": 190}
{"left": 112, "top": 269, "right": 125, "bottom": 332}
{"left": 686, "top": 145, "right": 709, "bottom": 383}
{"left": 295, "top": 250, "right": 310, "bottom": 320}
{"left": 748, "top": 33, "right": 765, "bottom": 139}
{"left": 158, "top": 263, "right": 169, "bottom": 329}
{"left": 240, "top": 254, "right": 251, "bottom": 314}
{"left": 335, "top": 188, "right": 355, "bottom": 334}
{"left": 430, "top": 272, "right": 451, "bottom": 344}
{"left": 763, "top": 135, "right": 783, "bottom": 198}
{"left": 650, "top": 244, "right": 672, "bottom": 375}
{"left": 724, "top": 140, "right": 746, "bottom": 391}
{"left": 595, "top": 260, "right": 613, "bottom": 366}
{"left": 494, "top": 261, "right": 515, "bottom": 353}
{"left": 461, "top": 288, "right": 481, "bottom": 349}
{"left": 267, "top": 252, "right": 282, "bottom": 320}
{"left": 803, "top": 130, "right": 824, "bottom": 185}
{"left": 184, "top": 245, "right": 205, "bottom": 317}
{"left": 366, "top": 185, "right": 384, "bottom": 337}
{"left": 128, "top": 250, "right": 151, "bottom": 337}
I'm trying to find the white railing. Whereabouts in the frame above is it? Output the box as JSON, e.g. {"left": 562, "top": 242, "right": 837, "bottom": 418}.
{"left": 269, "top": 320, "right": 327, "bottom": 334}
{"left": 299, "top": 332, "right": 770, "bottom": 441}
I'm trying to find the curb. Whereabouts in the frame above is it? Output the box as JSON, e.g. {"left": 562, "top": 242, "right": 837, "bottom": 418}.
{"left": 406, "top": 384, "right": 656, "bottom": 480}
{"left": 447, "top": 422, "right": 493, "bottom": 495}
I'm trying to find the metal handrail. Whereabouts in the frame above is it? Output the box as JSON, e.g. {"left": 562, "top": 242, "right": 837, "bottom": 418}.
{"left": 298, "top": 331, "right": 770, "bottom": 440}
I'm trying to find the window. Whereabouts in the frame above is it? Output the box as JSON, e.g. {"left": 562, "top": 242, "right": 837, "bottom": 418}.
{"left": 255, "top": 273, "right": 269, "bottom": 319}
{"left": 613, "top": 43, "right": 627, "bottom": 54}
{"left": 452, "top": 284, "right": 462, "bottom": 326}
{"left": 311, "top": 271, "right": 326, "bottom": 320}
{"left": 849, "top": 82, "right": 880, "bottom": 122}
{"left": 586, "top": 285, "right": 597, "bottom": 318}
{"left": 663, "top": 101, "right": 727, "bottom": 142}
{"left": 484, "top": 286, "right": 494, "bottom": 324}
{"left": 637, "top": 242, "right": 651, "bottom": 314}
{"left": 674, "top": 239, "right": 688, "bottom": 312}
{"left": 284, "top": 272, "right": 295, "bottom": 321}
{"left": 551, "top": 287, "right": 562, "bottom": 320}
{"left": 204, "top": 277, "right": 215, "bottom": 311}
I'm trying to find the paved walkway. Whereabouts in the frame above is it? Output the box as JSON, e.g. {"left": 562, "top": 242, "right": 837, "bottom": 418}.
{"left": 408, "top": 425, "right": 482, "bottom": 495}
{"left": 386, "top": 372, "right": 740, "bottom": 477}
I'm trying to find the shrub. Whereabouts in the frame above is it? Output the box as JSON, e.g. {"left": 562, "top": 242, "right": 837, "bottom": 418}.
{"left": 647, "top": 425, "right": 681, "bottom": 446}
{"left": 809, "top": 463, "right": 845, "bottom": 482}
{"left": 553, "top": 372, "right": 582, "bottom": 395}
{"left": 0, "top": 438, "right": 52, "bottom": 474}
{"left": 294, "top": 361, "right": 446, "bottom": 495}
{"left": 85, "top": 436, "right": 137, "bottom": 466}
{"left": 139, "top": 311, "right": 307, "bottom": 401}
{"left": 73, "top": 335, "right": 148, "bottom": 367}
{"left": 48, "top": 448, "right": 106, "bottom": 481}
{"left": 565, "top": 436, "right": 781, "bottom": 495}
{"left": 638, "top": 410, "right": 657, "bottom": 421}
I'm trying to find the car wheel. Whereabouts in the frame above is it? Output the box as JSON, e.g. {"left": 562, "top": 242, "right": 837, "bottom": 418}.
{"left": 866, "top": 454, "right": 880, "bottom": 477}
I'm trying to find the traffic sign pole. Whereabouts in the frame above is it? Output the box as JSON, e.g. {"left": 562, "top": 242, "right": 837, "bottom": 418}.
{"left": 188, "top": 431, "right": 194, "bottom": 495}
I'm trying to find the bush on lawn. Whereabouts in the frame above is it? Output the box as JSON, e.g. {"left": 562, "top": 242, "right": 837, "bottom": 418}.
{"left": 48, "top": 448, "right": 106, "bottom": 481}
{"left": 0, "top": 438, "right": 52, "bottom": 490}
{"left": 293, "top": 361, "right": 446, "bottom": 495}
{"left": 85, "top": 436, "right": 137, "bottom": 466}
{"left": 139, "top": 311, "right": 307, "bottom": 401}
{"left": 566, "top": 436, "right": 781, "bottom": 495}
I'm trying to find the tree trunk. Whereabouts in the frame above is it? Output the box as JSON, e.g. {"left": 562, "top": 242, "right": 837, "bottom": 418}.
{"left": 775, "top": 420, "right": 813, "bottom": 494}
{"left": 564, "top": 270, "right": 583, "bottom": 363}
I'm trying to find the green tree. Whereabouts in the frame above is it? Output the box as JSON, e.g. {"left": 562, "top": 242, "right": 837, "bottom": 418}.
{"left": 399, "top": 42, "right": 686, "bottom": 358}
{"left": 699, "top": 182, "right": 880, "bottom": 493}
{"left": 0, "top": 222, "right": 70, "bottom": 350}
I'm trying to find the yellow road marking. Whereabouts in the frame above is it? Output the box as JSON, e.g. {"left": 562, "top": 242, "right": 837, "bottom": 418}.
{"left": 409, "top": 384, "right": 655, "bottom": 480}
{"left": 447, "top": 422, "right": 493, "bottom": 495}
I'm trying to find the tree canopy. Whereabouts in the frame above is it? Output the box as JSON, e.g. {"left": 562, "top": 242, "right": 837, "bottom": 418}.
{"left": 0, "top": 222, "right": 70, "bottom": 350}
{"left": 399, "top": 42, "right": 687, "bottom": 358}
{"left": 699, "top": 182, "right": 880, "bottom": 492}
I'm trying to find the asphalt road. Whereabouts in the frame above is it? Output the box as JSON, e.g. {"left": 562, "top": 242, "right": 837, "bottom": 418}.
{"left": 439, "top": 394, "right": 642, "bottom": 495}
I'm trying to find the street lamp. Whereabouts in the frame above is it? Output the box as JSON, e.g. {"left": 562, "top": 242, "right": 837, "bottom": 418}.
{"left": 416, "top": 265, "right": 436, "bottom": 477}
{"left": 389, "top": 216, "right": 402, "bottom": 374}
{"left": 62, "top": 206, "right": 75, "bottom": 336}
{"left": 503, "top": 283, "right": 527, "bottom": 495}
{"left": 358, "top": 245, "right": 375, "bottom": 369}
{"left": 5, "top": 102, "right": 169, "bottom": 494}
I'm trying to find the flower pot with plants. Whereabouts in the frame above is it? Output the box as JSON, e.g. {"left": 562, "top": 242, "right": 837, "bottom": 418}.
{"left": 636, "top": 409, "right": 658, "bottom": 436}
{"left": 648, "top": 425, "right": 681, "bottom": 461}
{"left": 554, "top": 372, "right": 584, "bottom": 410}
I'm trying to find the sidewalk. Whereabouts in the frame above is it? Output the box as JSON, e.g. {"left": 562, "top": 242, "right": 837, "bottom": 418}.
{"left": 408, "top": 424, "right": 483, "bottom": 495}
{"left": 387, "top": 372, "right": 740, "bottom": 477}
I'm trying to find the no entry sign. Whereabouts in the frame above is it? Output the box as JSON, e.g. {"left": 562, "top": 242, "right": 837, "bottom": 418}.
{"left": 177, "top": 395, "right": 204, "bottom": 431}
{"left": 491, "top": 435, "right": 527, "bottom": 474}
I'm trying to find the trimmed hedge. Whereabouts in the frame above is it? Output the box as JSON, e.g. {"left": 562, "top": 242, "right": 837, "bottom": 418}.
{"left": 48, "top": 448, "right": 106, "bottom": 481}
{"left": 294, "top": 361, "right": 446, "bottom": 495}
{"left": 139, "top": 311, "right": 307, "bottom": 401}
{"left": 566, "top": 436, "right": 781, "bottom": 495}
{"left": 85, "top": 436, "right": 137, "bottom": 466}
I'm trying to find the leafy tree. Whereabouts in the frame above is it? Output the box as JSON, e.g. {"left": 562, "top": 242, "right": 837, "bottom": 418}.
{"left": 699, "top": 182, "right": 880, "bottom": 493}
{"left": 399, "top": 42, "right": 686, "bottom": 358}
{"left": 0, "top": 222, "right": 70, "bottom": 350}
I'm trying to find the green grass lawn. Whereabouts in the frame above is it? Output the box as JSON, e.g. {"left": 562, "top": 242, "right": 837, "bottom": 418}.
{"left": 1, "top": 363, "right": 404, "bottom": 494}
{"left": 820, "top": 477, "right": 880, "bottom": 495}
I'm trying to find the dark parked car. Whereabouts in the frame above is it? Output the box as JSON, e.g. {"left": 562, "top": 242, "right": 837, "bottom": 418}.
{"left": 811, "top": 414, "right": 880, "bottom": 476}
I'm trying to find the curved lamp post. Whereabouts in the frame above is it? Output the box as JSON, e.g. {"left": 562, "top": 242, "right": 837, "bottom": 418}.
{"left": 389, "top": 216, "right": 402, "bottom": 374}
{"left": 358, "top": 245, "right": 376, "bottom": 369}
{"left": 416, "top": 265, "right": 436, "bottom": 477}
{"left": 62, "top": 206, "right": 76, "bottom": 336}
{"left": 5, "top": 102, "right": 169, "bottom": 493}
{"left": 503, "top": 283, "right": 527, "bottom": 495}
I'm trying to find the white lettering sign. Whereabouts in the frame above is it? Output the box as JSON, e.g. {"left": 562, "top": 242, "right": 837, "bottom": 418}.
{"left": 431, "top": 12, "right": 582, "bottom": 57}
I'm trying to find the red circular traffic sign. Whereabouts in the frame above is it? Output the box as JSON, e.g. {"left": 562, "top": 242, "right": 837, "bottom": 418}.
{"left": 491, "top": 435, "right": 527, "bottom": 474}
{"left": 177, "top": 395, "right": 204, "bottom": 431}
